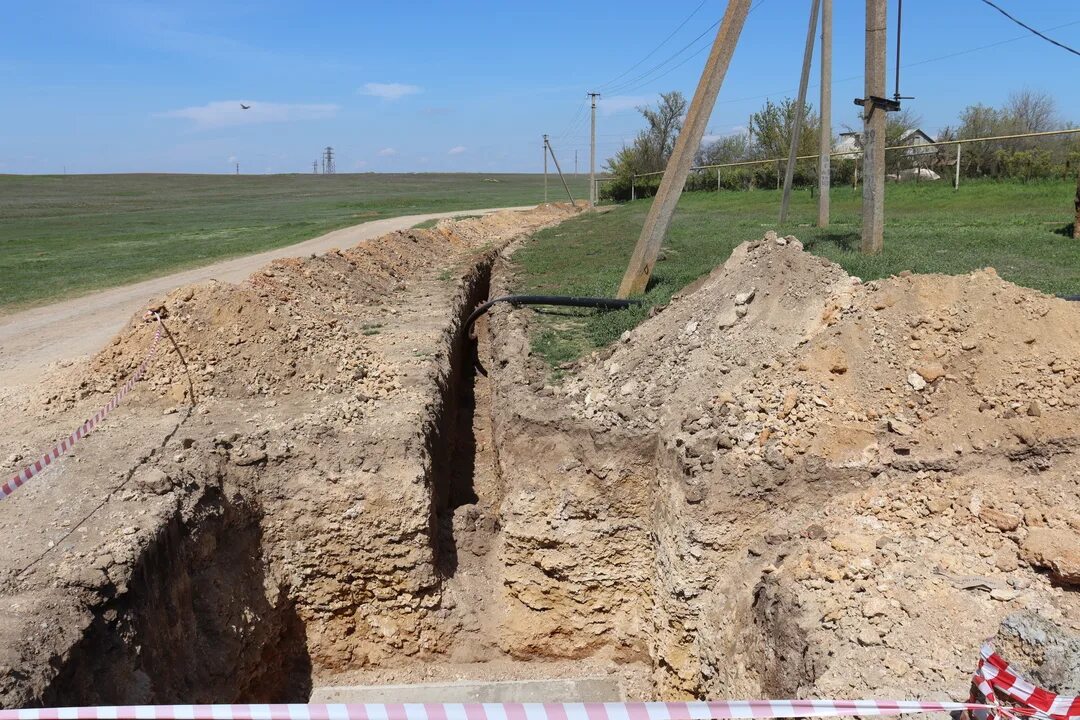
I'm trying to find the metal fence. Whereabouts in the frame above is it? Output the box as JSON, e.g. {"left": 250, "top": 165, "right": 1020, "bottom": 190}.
{"left": 603, "top": 127, "right": 1080, "bottom": 199}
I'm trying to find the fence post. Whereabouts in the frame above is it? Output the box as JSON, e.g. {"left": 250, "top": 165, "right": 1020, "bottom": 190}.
{"left": 954, "top": 144, "right": 961, "bottom": 191}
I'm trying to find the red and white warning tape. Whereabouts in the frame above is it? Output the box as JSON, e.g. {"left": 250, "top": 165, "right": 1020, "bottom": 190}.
{"left": 973, "top": 644, "right": 1079, "bottom": 720}
{"left": 0, "top": 700, "right": 1042, "bottom": 720}
{"left": 1, "top": 313, "right": 164, "bottom": 501}
{"left": 1, "top": 646, "right": 1075, "bottom": 720}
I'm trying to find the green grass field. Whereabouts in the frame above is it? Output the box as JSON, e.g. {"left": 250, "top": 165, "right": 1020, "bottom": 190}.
{"left": 0, "top": 172, "right": 590, "bottom": 311}
{"left": 514, "top": 180, "right": 1080, "bottom": 367}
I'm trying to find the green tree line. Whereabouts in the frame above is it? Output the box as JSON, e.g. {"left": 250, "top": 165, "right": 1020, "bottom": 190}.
{"left": 602, "top": 89, "right": 1080, "bottom": 201}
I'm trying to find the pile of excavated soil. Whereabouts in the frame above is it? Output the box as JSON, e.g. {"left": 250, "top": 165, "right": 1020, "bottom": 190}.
{"left": 488, "top": 231, "right": 1079, "bottom": 699}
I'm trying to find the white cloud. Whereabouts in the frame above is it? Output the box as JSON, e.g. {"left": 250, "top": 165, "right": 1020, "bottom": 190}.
{"left": 354, "top": 160, "right": 368, "bottom": 170}
{"left": 157, "top": 100, "right": 338, "bottom": 130}
{"left": 448, "top": 145, "right": 467, "bottom": 155}
{"left": 377, "top": 147, "right": 398, "bottom": 157}
{"left": 359, "top": 82, "right": 421, "bottom": 100}
{"left": 227, "top": 155, "right": 238, "bottom": 164}
{"left": 600, "top": 95, "right": 654, "bottom": 116}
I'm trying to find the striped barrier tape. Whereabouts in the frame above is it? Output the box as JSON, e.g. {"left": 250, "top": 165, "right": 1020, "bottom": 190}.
{"left": 972, "top": 644, "right": 1079, "bottom": 720}
{"left": 1, "top": 313, "right": 164, "bottom": 501}
{"left": 0, "top": 700, "right": 1045, "bottom": 720}
{"left": 2, "top": 644, "right": 1075, "bottom": 720}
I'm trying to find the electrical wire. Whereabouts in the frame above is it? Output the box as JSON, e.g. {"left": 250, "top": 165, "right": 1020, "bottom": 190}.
{"left": 596, "top": 0, "right": 709, "bottom": 92}
{"left": 603, "top": 20, "right": 721, "bottom": 96}
{"left": 977, "top": 0, "right": 1080, "bottom": 57}
{"left": 554, "top": 97, "right": 589, "bottom": 141}
{"left": 602, "top": 0, "right": 767, "bottom": 97}
{"left": 709, "top": 17, "right": 1080, "bottom": 109}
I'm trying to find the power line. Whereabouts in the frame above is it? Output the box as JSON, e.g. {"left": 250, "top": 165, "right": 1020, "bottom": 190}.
{"left": 977, "top": 0, "right": 1080, "bottom": 57}
{"left": 709, "top": 18, "right": 1080, "bottom": 109}
{"left": 596, "top": 0, "right": 708, "bottom": 91}
{"left": 903, "top": 18, "right": 1080, "bottom": 67}
{"left": 603, "top": 19, "right": 720, "bottom": 95}
{"left": 602, "top": 0, "right": 767, "bottom": 97}
{"left": 555, "top": 97, "right": 589, "bottom": 141}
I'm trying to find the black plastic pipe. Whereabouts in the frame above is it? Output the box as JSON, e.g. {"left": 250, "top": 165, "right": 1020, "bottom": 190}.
{"left": 465, "top": 294, "right": 641, "bottom": 333}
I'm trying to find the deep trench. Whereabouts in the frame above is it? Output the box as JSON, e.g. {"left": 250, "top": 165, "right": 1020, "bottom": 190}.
{"left": 34, "top": 251, "right": 817, "bottom": 704}
{"left": 39, "top": 260, "right": 498, "bottom": 706}
{"left": 429, "top": 259, "right": 492, "bottom": 579}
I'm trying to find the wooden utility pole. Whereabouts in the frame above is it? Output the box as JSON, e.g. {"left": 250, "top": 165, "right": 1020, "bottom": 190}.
{"left": 860, "top": 0, "right": 887, "bottom": 254}
{"left": 588, "top": 92, "right": 600, "bottom": 205}
{"left": 543, "top": 134, "right": 549, "bottom": 203}
{"left": 616, "top": 0, "right": 751, "bottom": 298}
{"left": 818, "top": 0, "right": 833, "bottom": 227}
{"left": 780, "top": 0, "right": 821, "bottom": 225}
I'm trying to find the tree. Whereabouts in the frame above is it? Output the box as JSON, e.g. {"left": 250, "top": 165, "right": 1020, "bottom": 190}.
{"left": 602, "top": 91, "right": 688, "bottom": 200}
{"left": 958, "top": 104, "right": 1006, "bottom": 176}
{"left": 750, "top": 98, "right": 818, "bottom": 160}
{"left": 696, "top": 133, "right": 750, "bottom": 166}
{"left": 957, "top": 92, "right": 1063, "bottom": 178}
{"left": 1004, "top": 89, "right": 1058, "bottom": 134}
{"left": 637, "top": 91, "right": 687, "bottom": 171}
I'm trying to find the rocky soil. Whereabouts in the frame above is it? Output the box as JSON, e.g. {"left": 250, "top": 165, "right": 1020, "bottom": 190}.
{"left": 0, "top": 215, "right": 1075, "bottom": 708}
{"left": 487, "top": 231, "right": 1078, "bottom": 699}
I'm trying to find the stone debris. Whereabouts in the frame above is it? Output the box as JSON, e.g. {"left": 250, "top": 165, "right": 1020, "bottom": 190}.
{"left": 501, "top": 230, "right": 1080, "bottom": 700}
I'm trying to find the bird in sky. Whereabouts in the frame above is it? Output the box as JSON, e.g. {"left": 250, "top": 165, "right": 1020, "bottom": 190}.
{"left": 240, "top": 103, "right": 251, "bottom": 110}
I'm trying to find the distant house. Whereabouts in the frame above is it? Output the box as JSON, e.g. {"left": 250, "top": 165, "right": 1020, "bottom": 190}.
{"left": 835, "top": 131, "right": 862, "bottom": 158}
{"left": 900, "top": 129, "right": 938, "bottom": 157}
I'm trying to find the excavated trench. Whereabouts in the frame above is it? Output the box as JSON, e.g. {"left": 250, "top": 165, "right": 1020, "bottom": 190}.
{"left": 17, "top": 216, "right": 1080, "bottom": 708}
{"left": 31, "top": 244, "right": 815, "bottom": 705}
{"left": 428, "top": 259, "right": 492, "bottom": 580}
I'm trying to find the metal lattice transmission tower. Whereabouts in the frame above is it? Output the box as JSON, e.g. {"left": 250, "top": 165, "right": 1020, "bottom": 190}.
{"left": 322, "top": 146, "right": 336, "bottom": 175}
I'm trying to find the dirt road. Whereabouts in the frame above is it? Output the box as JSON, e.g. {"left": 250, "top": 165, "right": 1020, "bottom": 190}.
{"left": 0, "top": 206, "right": 532, "bottom": 390}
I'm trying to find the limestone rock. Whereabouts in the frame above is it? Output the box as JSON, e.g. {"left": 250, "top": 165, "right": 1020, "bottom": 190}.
{"left": 1020, "top": 527, "right": 1080, "bottom": 585}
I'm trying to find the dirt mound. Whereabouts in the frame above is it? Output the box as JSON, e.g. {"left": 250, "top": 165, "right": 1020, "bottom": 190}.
{"left": 23, "top": 206, "right": 577, "bottom": 421}
{"left": 489, "top": 231, "right": 1079, "bottom": 698}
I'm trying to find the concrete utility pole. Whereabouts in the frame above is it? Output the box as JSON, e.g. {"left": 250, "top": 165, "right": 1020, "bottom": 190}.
{"left": 543, "top": 135, "right": 549, "bottom": 203}
{"left": 617, "top": 0, "right": 751, "bottom": 298}
{"left": 954, "top": 144, "right": 962, "bottom": 190}
{"left": 588, "top": 92, "right": 600, "bottom": 205}
{"left": 544, "top": 136, "right": 576, "bottom": 205}
{"left": 779, "top": 0, "right": 821, "bottom": 225}
{"left": 1074, "top": 173, "right": 1080, "bottom": 240}
{"left": 818, "top": 0, "right": 833, "bottom": 227}
{"left": 860, "top": 0, "right": 887, "bottom": 253}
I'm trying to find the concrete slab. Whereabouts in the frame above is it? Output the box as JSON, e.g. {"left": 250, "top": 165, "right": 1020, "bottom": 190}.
{"left": 310, "top": 677, "right": 622, "bottom": 703}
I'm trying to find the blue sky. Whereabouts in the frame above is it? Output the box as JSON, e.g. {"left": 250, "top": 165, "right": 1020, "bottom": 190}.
{"left": 2, "top": 1, "right": 1078, "bottom": 174}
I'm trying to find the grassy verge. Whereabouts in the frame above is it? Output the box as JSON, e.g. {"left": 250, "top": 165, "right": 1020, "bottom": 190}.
{"left": 514, "top": 180, "right": 1080, "bottom": 367}
{"left": 0, "top": 173, "right": 591, "bottom": 311}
